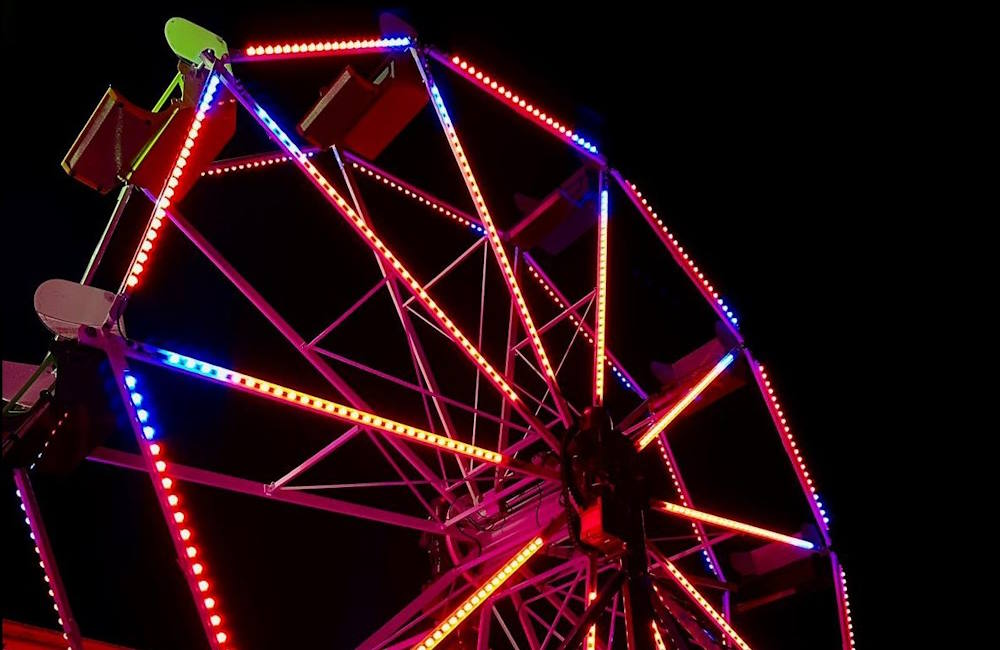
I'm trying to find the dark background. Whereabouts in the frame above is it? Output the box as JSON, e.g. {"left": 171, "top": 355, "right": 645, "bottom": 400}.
{"left": 3, "top": 1, "right": 902, "bottom": 647}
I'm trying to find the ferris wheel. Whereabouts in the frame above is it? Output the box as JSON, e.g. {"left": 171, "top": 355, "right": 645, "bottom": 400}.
{"left": 3, "top": 15, "right": 855, "bottom": 650}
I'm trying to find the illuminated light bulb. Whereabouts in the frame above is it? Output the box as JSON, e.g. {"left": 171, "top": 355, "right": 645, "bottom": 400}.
{"left": 204, "top": 597, "right": 216, "bottom": 608}
{"left": 198, "top": 580, "right": 210, "bottom": 592}
{"left": 173, "top": 511, "right": 185, "bottom": 523}
{"left": 180, "top": 529, "right": 191, "bottom": 540}
{"left": 155, "top": 460, "right": 167, "bottom": 472}
{"left": 210, "top": 614, "right": 222, "bottom": 626}
{"left": 167, "top": 494, "right": 178, "bottom": 506}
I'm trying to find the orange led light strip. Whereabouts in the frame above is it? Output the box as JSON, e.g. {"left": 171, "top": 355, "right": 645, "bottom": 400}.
{"left": 652, "top": 622, "right": 669, "bottom": 650}
{"left": 160, "top": 350, "right": 506, "bottom": 464}
{"left": 586, "top": 590, "right": 598, "bottom": 650}
{"left": 423, "top": 79, "right": 565, "bottom": 419}
{"left": 594, "top": 187, "right": 609, "bottom": 405}
{"left": 414, "top": 536, "right": 545, "bottom": 649}
{"left": 653, "top": 501, "right": 815, "bottom": 550}
{"left": 636, "top": 352, "right": 736, "bottom": 450}
{"left": 654, "top": 566, "right": 752, "bottom": 650}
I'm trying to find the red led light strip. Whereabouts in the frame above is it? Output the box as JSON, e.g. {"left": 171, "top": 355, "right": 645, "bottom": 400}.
{"left": 13, "top": 469, "right": 83, "bottom": 650}
{"left": 202, "top": 149, "right": 319, "bottom": 176}
{"left": 122, "top": 76, "right": 220, "bottom": 292}
{"left": 116, "top": 371, "right": 230, "bottom": 649}
{"left": 832, "top": 556, "right": 856, "bottom": 649}
{"left": 414, "top": 535, "right": 546, "bottom": 649}
{"left": 348, "top": 160, "right": 483, "bottom": 231}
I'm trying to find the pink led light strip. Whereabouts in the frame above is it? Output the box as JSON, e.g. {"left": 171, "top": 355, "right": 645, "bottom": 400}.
{"left": 832, "top": 555, "right": 856, "bottom": 649}
{"left": 201, "top": 149, "right": 319, "bottom": 176}
{"left": 748, "top": 355, "right": 831, "bottom": 543}
{"left": 611, "top": 172, "right": 741, "bottom": 335}
{"left": 425, "top": 49, "right": 602, "bottom": 160}
{"left": 419, "top": 65, "right": 570, "bottom": 426}
{"left": 121, "top": 75, "right": 221, "bottom": 292}
{"left": 12, "top": 469, "right": 83, "bottom": 650}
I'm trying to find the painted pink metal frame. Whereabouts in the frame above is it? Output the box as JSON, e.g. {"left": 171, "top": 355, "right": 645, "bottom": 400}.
{"left": 14, "top": 34, "right": 856, "bottom": 650}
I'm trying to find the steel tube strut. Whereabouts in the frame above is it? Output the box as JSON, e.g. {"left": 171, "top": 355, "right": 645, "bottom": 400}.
{"left": 88, "top": 447, "right": 443, "bottom": 535}
{"left": 213, "top": 60, "right": 562, "bottom": 453}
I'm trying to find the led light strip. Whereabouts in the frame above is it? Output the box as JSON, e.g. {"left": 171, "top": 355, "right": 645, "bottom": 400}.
{"left": 13, "top": 472, "right": 80, "bottom": 650}
{"left": 239, "top": 36, "right": 411, "bottom": 59}
{"left": 594, "top": 187, "right": 609, "bottom": 405}
{"left": 636, "top": 352, "right": 736, "bottom": 450}
{"left": 653, "top": 501, "right": 815, "bottom": 550}
{"left": 837, "top": 564, "right": 856, "bottom": 648}
{"left": 523, "top": 262, "right": 639, "bottom": 392}
{"left": 202, "top": 150, "right": 317, "bottom": 176}
{"left": 123, "top": 75, "right": 220, "bottom": 291}
{"left": 424, "top": 81, "right": 563, "bottom": 402}
{"left": 614, "top": 176, "right": 739, "bottom": 330}
{"left": 414, "top": 536, "right": 545, "bottom": 649}
{"left": 430, "top": 50, "right": 599, "bottom": 156}
{"left": 756, "top": 362, "right": 830, "bottom": 528}
{"left": 653, "top": 438, "right": 720, "bottom": 574}
{"left": 653, "top": 570, "right": 751, "bottom": 650}
{"left": 122, "top": 372, "right": 231, "bottom": 648}
{"left": 349, "top": 161, "right": 485, "bottom": 234}
{"left": 219, "top": 81, "right": 521, "bottom": 406}
{"left": 159, "top": 349, "right": 506, "bottom": 465}
{"left": 651, "top": 621, "right": 669, "bottom": 650}
{"left": 586, "top": 590, "right": 597, "bottom": 650}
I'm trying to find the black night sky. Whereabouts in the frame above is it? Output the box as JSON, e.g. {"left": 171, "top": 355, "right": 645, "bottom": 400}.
{"left": 3, "top": 2, "right": 900, "bottom": 648}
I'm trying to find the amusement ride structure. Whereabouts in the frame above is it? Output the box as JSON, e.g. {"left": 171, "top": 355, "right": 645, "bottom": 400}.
{"left": 3, "top": 15, "right": 855, "bottom": 650}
